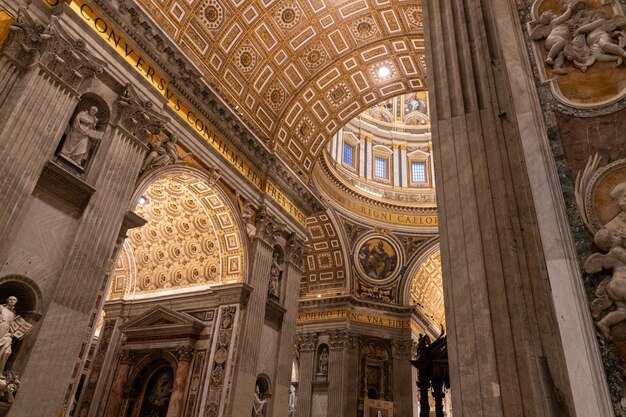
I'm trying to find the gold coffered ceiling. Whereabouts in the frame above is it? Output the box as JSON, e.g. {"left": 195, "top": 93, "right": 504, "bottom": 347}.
{"left": 136, "top": 0, "right": 426, "bottom": 175}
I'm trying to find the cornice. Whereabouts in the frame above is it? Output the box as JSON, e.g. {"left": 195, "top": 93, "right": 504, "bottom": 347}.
{"left": 89, "top": 0, "right": 323, "bottom": 214}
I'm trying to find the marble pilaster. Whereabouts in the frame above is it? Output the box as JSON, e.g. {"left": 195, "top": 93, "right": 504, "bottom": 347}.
{"left": 391, "top": 339, "right": 413, "bottom": 416}
{"left": 295, "top": 333, "right": 317, "bottom": 417}
{"left": 0, "top": 11, "right": 104, "bottom": 262}
{"left": 227, "top": 210, "right": 278, "bottom": 417}
{"left": 271, "top": 236, "right": 306, "bottom": 417}
{"left": 422, "top": 0, "right": 575, "bottom": 416}
{"left": 345, "top": 335, "right": 358, "bottom": 417}
{"left": 8, "top": 88, "right": 164, "bottom": 417}
{"left": 328, "top": 330, "right": 349, "bottom": 417}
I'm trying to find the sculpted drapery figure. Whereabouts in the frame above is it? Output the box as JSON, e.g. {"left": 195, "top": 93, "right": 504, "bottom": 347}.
{"left": 268, "top": 251, "right": 282, "bottom": 299}
{"left": 317, "top": 347, "right": 329, "bottom": 375}
{"left": 0, "top": 297, "right": 18, "bottom": 372}
{"left": 585, "top": 228, "right": 626, "bottom": 341}
{"left": 60, "top": 106, "right": 104, "bottom": 166}
{"left": 141, "top": 133, "right": 190, "bottom": 173}
{"left": 252, "top": 384, "right": 266, "bottom": 417}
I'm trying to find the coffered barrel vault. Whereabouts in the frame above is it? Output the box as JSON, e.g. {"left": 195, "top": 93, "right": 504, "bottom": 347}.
{"left": 136, "top": 0, "right": 426, "bottom": 175}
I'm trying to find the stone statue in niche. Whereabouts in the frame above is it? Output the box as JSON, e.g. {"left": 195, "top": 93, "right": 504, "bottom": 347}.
{"left": 141, "top": 132, "right": 191, "bottom": 173}
{"left": 0, "top": 296, "right": 31, "bottom": 372}
{"left": 268, "top": 251, "right": 282, "bottom": 300}
{"left": 59, "top": 106, "right": 104, "bottom": 166}
{"left": 317, "top": 347, "right": 329, "bottom": 376}
{"left": 585, "top": 228, "right": 626, "bottom": 341}
{"left": 252, "top": 384, "right": 266, "bottom": 417}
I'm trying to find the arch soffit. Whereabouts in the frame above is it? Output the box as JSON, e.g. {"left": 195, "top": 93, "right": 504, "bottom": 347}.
{"left": 302, "top": 209, "right": 352, "bottom": 297}
{"left": 400, "top": 241, "right": 444, "bottom": 325}
{"left": 110, "top": 165, "right": 246, "bottom": 300}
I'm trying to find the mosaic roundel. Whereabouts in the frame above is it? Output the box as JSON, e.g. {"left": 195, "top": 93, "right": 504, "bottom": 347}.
{"left": 354, "top": 235, "right": 403, "bottom": 285}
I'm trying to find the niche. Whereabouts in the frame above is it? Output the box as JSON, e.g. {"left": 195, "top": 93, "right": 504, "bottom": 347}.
{"left": 268, "top": 245, "right": 284, "bottom": 302}
{"left": 56, "top": 93, "right": 110, "bottom": 173}
{"left": 127, "top": 360, "right": 174, "bottom": 417}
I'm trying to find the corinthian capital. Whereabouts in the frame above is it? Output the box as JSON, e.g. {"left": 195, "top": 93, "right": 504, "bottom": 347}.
{"left": 175, "top": 345, "right": 195, "bottom": 362}
{"left": 285, "top": 234, "right": 309, "bottom": 268}
{"left": 254, "top": 207, "right": 285, "bottom": 247}
{"left": 2, "top": 8, "right": 45, "bottom": 69}
{"left": 38, "top": 17, "right": 105, "bottom": 92}
{"left": 115, "top": 83, "right": 167, "bottom": 143}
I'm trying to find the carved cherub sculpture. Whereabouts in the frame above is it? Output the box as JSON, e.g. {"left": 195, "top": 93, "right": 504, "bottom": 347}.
{"left": 530, "top": 2, "right": 581, "bottom": 74}
{"left": 585, "top": 228, "right": 626, "bottom": 341}
{"left": 573, "top": 11, "right": 626, "bottom": 67}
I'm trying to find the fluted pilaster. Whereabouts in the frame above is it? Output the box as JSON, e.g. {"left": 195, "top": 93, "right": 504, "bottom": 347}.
{"left": 328, "top": 330, "right": 348, "bottom": 417}
{"left": 9, "top": 88, "right": 164, "bottom": 417}
{"left": 271, "top": 235, "right": 306, "bottom": 417}
{"left": 294, "top": 333, "right": 316, "bottom": 417}
{"left": 228, "top": 209, "right": 279, "bottom": 417}
{"left": 0, "top": 10, "right": 104, "bottom": 262}
{"left": 423, "top": 0, "right": 570, "bottom": 416}
{"left": 391, "top": 339, "right": 413, "bottom": 416}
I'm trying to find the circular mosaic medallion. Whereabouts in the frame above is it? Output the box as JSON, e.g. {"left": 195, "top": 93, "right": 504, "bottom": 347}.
{"left": 354, "top": 235, "right": 403, "bottom": 285}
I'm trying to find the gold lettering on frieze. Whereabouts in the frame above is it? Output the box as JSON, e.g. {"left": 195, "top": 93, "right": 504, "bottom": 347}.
{"left": 0, "top": 8, "right": 12, "bottom": 49}
{"left": 318, "top": 176, "right": 438, "bottom": 227}
{"left": 44, "top": 0, "right": 307, "bottom": 226}
{"left": 297, "top": 308, "right": 411, "bottom": 329}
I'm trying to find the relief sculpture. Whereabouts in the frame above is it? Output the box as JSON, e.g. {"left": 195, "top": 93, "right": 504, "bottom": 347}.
{"left": 528, "top": 0, "right": 626, "bottom": 106}
{"left": 577, "top": 157, "right": 626, "bottom": 349}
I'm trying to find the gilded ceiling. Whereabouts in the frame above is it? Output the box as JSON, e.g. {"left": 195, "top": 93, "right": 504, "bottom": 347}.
{"left": 302, "top": 212, "right": 349, "bottom": 297}
{"left": 409, "top": 249, "right": 444, "bottom": 326}
{"left": 109, "top": 171, "right": 243, "bottom": 300}
{"left": 136, "top": 0, "right": 426, "bottom": 176}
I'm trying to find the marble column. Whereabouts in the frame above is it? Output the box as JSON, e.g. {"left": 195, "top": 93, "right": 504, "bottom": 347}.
{"left": 391, "top": 340, "right": 413, "bottom": 417}
{"left": 327, "top": 330, "right": 348, "bottom": 417}
{"left": 227, "top": 210, "right": 279, "bottom": 416}
{"left": 9, "top": 88, "right": 165, "bottom": 417}
{"left": 166, "top": 345, "right": 195, "bottom": 417}
{"left": 0, "top": 12, "right": 104, "bottom": 262}
{"left": 102, "top": 349, "right": 134, "bottom": 417}
{"left": 422, "top": 0, "right": 574, "bottom": 416}
{"left": 271, "top": 236, "right": 306, "bottom": 417}
{"left": 295, "top": 333, "right": 317, "bottom": 417}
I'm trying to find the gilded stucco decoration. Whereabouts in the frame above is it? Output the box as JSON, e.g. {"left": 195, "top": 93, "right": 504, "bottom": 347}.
{"left": 409, "top": 249, "right": 444, "bottom": 326}
{"left": 134, "top": 0, "right": 426, "bottom": 177}
{"left": 528, "top": 0, "right": 626, "bottom": 108}
{"left": 109, "top": 172, "right": 243, "bottom": 299}
{"left": 301, "top": 212, "right": 348, "bottom": 297}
